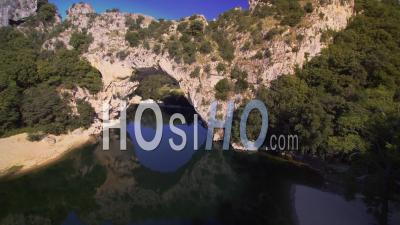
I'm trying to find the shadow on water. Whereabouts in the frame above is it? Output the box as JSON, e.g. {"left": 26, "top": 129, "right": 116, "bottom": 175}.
{"left": 0, "top": 143, "right": 107, "bottom": 225}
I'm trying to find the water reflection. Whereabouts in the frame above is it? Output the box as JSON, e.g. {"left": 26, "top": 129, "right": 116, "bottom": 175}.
{"left": 0, "top": 104, "right": 397, "bottom": 225}
{"left": 294, "top": 185, "right": 400, "bottom": 225}
{"left": 127, "top": 105, "right": 208, "bottom": 173}
{"left": 295, "top": 185, "right": 373, "bottom": 225}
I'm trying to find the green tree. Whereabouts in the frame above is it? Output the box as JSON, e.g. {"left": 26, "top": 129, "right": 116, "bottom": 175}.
{"left": 215, "top": 78, "right": 232, "bottom": 100}
{"left": 21, "top": 86, "right": 75, "bottom": 135}
{"left": 0, "top": 84, "right": 21, "bottom": 135}
{"left": 69, "top": 31, "right": 93, "bottom": 53}
{"left": 236, "top": 78, "right": 249, "bottom": 93}
{"left": 0, "top": 26, "right": 102, "bottom": 136}
{"left": 216, "top": 63, "right": 226, "bottom": 74}
{"left": 304, "top": 2, "right": 314, "bottom": 13}
{"left": 199, "top": 40, "right": 213, "bottom": 54}
{"left": 76, "top": 100, "right": 95, "bottom": 128}
{"left": 188, "top": 20, "right": 205, "bottom": 37}
{"left": 37, "top": 1, "right": 57, "bottom": 22}
{"left": 190, "top": 67, "right": 201, "bottom": 78}
{"left": 231, "top": 66, "right": 248, "bottom": 80}
{"left": 167, "top": 40, "right": 182, "bottom": 59}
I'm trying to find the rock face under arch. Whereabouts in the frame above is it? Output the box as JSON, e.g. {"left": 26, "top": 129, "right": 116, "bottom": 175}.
{"left": 46, "top": 0, "right": 355, "bottom": 140}
{"left": 0, "top": 0, "right": 37, "bottom": 27}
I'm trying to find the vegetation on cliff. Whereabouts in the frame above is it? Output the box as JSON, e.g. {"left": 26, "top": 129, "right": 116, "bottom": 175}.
{"left": 241, "top": 0, "right": 400, "bottom": 156}
{"left": 133, "top": 74, "right": 181, "bottom": 101}
{"left": 25, "top": 0, "right": 57, "bottom": 26}
{"left": 232, "top": 0, "right": 400, "bottom": 217}
{"left": 0, "top": 14, "right": 102, "bottom": 137}
{"left": 69, "top": 30, "right": 94, "bottom": 53}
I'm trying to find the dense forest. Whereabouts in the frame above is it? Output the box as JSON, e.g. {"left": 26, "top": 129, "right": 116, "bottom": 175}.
{"left": 0, "top": 0, "right": 102, "bottom": 137}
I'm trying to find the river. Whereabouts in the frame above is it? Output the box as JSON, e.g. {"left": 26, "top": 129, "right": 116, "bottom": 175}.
{"left": 0, "top": 103, "right": 398, "bottom": 225}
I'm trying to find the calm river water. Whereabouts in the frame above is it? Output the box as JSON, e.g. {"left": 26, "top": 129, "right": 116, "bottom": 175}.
{"left": 0, "top": 104, "right": 398, "bottom": 225}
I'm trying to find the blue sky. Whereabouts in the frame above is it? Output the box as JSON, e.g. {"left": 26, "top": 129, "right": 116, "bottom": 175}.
{"left": 49, "top": 0, "right": 249, "bottom": 20}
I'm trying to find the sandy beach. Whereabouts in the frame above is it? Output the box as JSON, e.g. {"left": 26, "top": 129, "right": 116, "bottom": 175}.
{"left": 0, "top": 128, "right": 96, "bottom": 177}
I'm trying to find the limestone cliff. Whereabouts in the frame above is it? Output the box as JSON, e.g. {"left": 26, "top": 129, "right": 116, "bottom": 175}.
{"left": 0, "top": 0, "right": 37, "bottom": 26}
{"left": 46, "top": 0, "right": 355, "bottom": 141}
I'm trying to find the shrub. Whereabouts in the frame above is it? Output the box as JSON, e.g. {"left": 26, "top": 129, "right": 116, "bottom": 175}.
{"left": 37, "top": 1, "right": 57, "bottom": 23}
{"left": 54, "top": 40, "right": 66, "bottom": 50}
{"left": 179, "top": 33, "right": 191, "bottom": 42}
{"left": 116, "top": 51, "right": 129, "bottom": 60}
{"left": 204, "top": 64, "right": 211, "bottom": 74}
{"left": 241, "top": 41, "right": 251, "bottom": 51}
{"left": 253, "top": 51, "right": 264, "bottom": 59}
{"left": 212, "top": 31, "right": 235, "bottom": 61}
{"left": 252, "top": 4, "right": 275, "bottom": 18}
{"left": 143, "top": 41, "right": 150, "bottom": 50}
{"left": 153, "top": 44, "right": 161, "bottom": 54}
{"left": 190, "top": 67, "right": 201, "bottom": 78}
{"left": 231, "top": 66, "right": 248, "bottom": 80}
{"left": 296, "top": 34, "right": 305, "bottom": 42}
{"left": 167, "top": 40, "right": 182, "bottom": 58}
{"left": 304, "top": 2, "right": 314, "bottom": 13}
{"left": 136, "top": 15, "right": 145, "bottom": 25}
{"left": 27, "top": 132, "right": 45, "bottom": 142}
{"left": 126, "top": 15, "right": 145, "bottom": 30}
{"left": 281, "top": 12, "right": 304, "bottom": 27}
{"left": 265, "top": 48, "right": 272, "bottom": 58}
{"left": 236, "top": 78, "right": 249, "bottom": 93}
{"left": 218, "top": 39, "right": 235, "bottom": 61}
{"left": 106, "top": 8, "right": 120, "bottom": 13}
{"left": 199, "top": 40, "right": 213, "bottom": 54}
{"left": 265, "top": 28, "right": 280, "bottom": 41}
{"left": 177, "top": 21, "right": 189, "bottom": 33}
{"left": 215, "top": 78, "right": 232, "bottom": 100}
{"left": 69, "top": 31, "right": 93, "bottom": 53}
{"left": 188, "top": 20, "right": 205, "bottom": 37}
{"left": 76, "top": 100, "right": 95, "bottom": 128}
{"left": 182, "top": 41, "right": 197, "bottom": 64}
{"left": 21, "top": 86, "right": 75, "bottom": 135}
{"left": 125, "top": 31, "right": 141, "bottom": 47}
{"left": 216, "top": 63, "right": 226, "bottom": 74}
{"left": 276, "top": 0, "right": 305, "bottom": 27}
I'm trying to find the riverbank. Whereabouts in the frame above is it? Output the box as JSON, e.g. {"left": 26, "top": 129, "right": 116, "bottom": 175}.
{"left": 0, "top": 128, "right": 96, "bottom": 178}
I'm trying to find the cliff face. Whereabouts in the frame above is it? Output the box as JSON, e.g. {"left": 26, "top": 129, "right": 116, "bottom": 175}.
{"left": 257, "top": 1, "right": 355, "bottom": 83}
{"left": 0, "top": 0, "right": 37, "bottom": 26}
{"left": 249, "top": 0, "right": 262, "bottom": 10}
{"left": 46, "top": 0, "right": 355, "bottom": 140}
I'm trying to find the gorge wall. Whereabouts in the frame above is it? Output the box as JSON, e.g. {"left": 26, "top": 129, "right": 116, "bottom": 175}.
{"left": 0, "top": 0, "right": 37, "bottom": 26}
{"left": 45, "top": 0, "right": 355, "bottom": 140}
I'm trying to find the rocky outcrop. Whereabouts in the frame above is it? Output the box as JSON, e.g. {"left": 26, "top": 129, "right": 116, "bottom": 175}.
{"left": 256, "top": 0, "right": 355, "bottom": 83}
{"left": 0, "top": 0, "right": 37, "bottom": 26}
{"left": 67, "top": 2, "right": 94, "bottom": 17}
{"left": 63, "top": 78, "right": 139, "bottom": 135}
{"left": 249, "top": 0, "right": 263, "bottom": 10}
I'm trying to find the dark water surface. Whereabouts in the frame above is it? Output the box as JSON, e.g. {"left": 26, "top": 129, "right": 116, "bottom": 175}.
{"left": 0, "top": 105, "right": 398, "bottom": 225}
